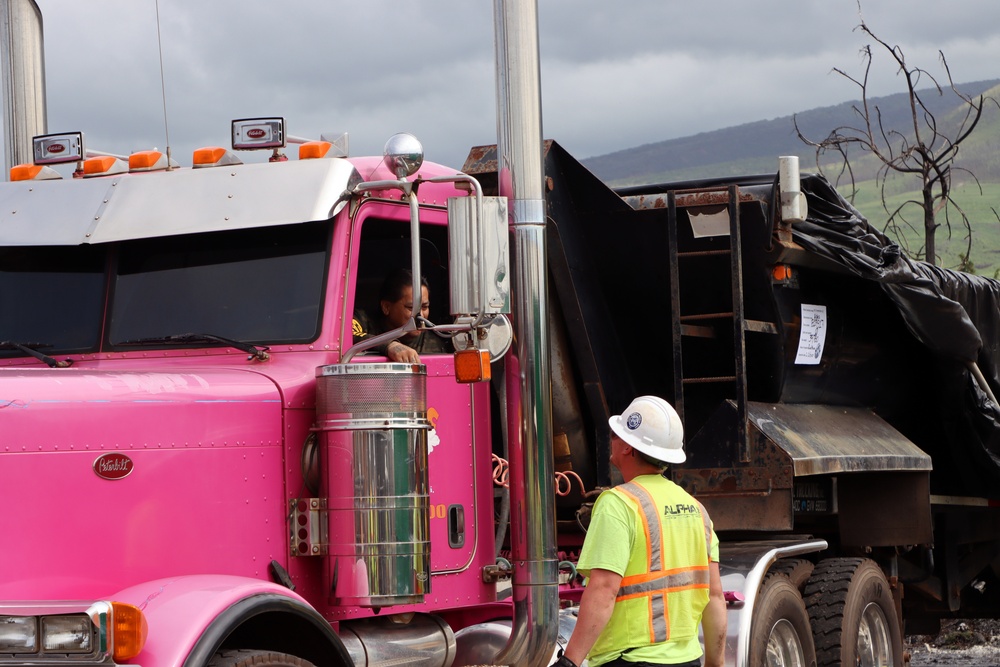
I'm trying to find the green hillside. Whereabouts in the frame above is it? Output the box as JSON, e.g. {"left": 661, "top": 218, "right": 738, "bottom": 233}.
{"left": 584, "top": 80, "right": 1000, "bottom": 272}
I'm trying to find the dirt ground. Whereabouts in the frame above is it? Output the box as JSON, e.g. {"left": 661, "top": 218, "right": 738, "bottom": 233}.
{"left": 907, "top": 619, "right": 1000, "bottom": 666}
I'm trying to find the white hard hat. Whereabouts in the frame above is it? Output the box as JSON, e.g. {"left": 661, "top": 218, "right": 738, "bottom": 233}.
{"left": 608, "top": 395, "right": 685, "bottom": 464}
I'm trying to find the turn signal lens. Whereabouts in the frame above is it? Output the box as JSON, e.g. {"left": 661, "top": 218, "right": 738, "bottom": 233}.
{"left": 454, "top": 348, "right": 491, "bottom": 383}
{"left": 109, "top": 602, "right": 147, "bottom": 661}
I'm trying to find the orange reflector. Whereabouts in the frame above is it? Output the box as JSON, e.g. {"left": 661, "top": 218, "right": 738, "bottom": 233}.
{"left": 10, "top": 164, "right": 44, "bottom": 181}
{"left": 299, "top": 141, "right": 332, "bottom": 160}
{"left": 454, "top": 348, "right": 491, "bottom": 383}
{"left": 128, "top": 150, "right": 164, "bottom": 170}
{"left": 772, "top": 264, "right": 792, "bottom": 282}
{"left": 110, "top": 602, "right": 148, "bottom": 662}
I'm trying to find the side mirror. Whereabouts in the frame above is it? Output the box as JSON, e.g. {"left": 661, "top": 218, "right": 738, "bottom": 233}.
{"left": 448, "top": 195, "right": 510, "bottom": 316}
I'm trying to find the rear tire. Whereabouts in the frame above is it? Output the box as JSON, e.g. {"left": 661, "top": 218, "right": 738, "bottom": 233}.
{"left": 804, "top": 558, "right": 902, "bottom": 667}
{"left": 750, "top": 571, "right": 818, "bottom": 667}
{"left": 769, "top": 558, "right": 815, "bottom": 592}
{"left": 208, "top": 650, "right": 317, "bottom": 667}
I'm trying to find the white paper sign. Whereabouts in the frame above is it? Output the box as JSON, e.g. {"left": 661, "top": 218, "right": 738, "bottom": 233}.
{"left": 794, "top": 304, "right": 827, "bottom": 365}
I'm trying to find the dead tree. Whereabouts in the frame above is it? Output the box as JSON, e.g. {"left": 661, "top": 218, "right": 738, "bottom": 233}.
{"left": 795, "top": 16, "right": 995, "bottom": 266}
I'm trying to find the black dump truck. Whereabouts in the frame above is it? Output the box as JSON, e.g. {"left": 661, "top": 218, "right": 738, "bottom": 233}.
{"left": 465, "top": 141, "right": 1000, "bottom": 667}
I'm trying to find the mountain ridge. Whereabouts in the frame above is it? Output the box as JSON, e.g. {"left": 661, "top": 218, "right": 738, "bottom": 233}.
{"left": 583, "top": 79, "right": 1000, "bottom": 187}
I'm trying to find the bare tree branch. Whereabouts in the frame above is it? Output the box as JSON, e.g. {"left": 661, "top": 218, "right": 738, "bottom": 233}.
{"left": 797, "top": 3, "right": 996, "bottom": 267}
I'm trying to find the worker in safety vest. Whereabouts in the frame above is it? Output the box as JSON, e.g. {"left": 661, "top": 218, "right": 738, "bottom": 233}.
{"left": 555, "top": 396, "right": 726, "bottom": 667}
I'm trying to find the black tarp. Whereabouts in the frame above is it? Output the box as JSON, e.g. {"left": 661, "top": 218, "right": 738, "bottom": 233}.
{"left": 793, "top": 175, "right": 1000, "bottom": 480}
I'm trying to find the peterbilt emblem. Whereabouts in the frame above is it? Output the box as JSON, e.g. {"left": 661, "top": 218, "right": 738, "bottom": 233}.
{"left": 94, "top": 453, "right": 134, "bottom": 480}
{"left": 47, "top": 143, "right": 66, "bottom": 154}
{"left": 246, "top": 128, "right": 267, "bottom": 139}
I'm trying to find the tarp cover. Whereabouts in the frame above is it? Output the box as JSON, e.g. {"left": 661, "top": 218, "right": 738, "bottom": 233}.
{"left": 793, "top": 175, "right": 1000, "bottom": 479}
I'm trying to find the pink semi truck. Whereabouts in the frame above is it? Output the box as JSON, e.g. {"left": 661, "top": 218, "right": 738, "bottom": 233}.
{"left": 6, "top": 3, "right": 1000, "bottom": 667}
{"left": 0, "top": 122, "right": 534, "bottom": 667}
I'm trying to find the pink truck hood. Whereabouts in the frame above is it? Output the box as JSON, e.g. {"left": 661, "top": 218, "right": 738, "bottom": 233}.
{"left": 0, "top": 367, "right": 290, "bottom": 599}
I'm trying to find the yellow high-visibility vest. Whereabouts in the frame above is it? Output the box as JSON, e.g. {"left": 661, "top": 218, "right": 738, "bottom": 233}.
{"left": 590, "top": 476, "right": 713, "bottom": 659}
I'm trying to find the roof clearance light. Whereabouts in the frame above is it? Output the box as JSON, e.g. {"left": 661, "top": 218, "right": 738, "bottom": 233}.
{"left": 82, "top": 155, "right": 128, "bottom": 178}
{"left": 192, "top": 146, "right": 244, "bottom": 169}
{"left": 232, "top": 117, "right": 285, "bottom": 150}
{"left": 10, "top": 164, "right": 62, "bottom": 181}
{"left": 129, "top": 150, "right": 177, "bottom": 173}
{"left": 299, "top": 141, "right": 332, "bottom": 160}
{"left": 32, "top": 131, "right": 85, "bottom": 165}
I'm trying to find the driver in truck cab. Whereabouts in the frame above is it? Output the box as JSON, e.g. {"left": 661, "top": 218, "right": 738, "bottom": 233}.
{"left": 353, "top": 267, "right": 451, "bottom": 363}
{"left": 555, "top": 396, "right": 727, "bottom": 667}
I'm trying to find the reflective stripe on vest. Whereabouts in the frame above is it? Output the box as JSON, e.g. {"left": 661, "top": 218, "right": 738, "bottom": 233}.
{"left": 614, "top": 481, "right": 711, "bottom": 644}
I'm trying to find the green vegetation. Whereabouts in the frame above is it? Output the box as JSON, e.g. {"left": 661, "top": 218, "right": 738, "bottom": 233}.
{"left": 850, "top": 179, "right": 1000, "bottom": 273}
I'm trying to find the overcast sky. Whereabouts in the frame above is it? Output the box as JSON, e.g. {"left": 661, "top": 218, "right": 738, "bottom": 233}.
{"left": 20, "top": 0, "right": 1000, "bottom": 171}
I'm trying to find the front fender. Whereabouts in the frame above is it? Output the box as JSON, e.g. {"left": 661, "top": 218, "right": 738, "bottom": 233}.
{"left": 113, "top": 574, "right": 349, "bottom": 667}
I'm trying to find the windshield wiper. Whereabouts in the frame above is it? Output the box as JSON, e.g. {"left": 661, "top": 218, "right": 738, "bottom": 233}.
{"left": 0, "top": 341, "right": 73, "bottom": 368}
{"left": 117, "top": 333, "right": 271, "bottom": 362}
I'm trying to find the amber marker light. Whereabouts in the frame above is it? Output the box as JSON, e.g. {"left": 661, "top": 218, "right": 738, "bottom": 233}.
{"left": 83, "top": 155, "right": 128, "bottom": 177}
{"left": 192, "top": 146, "right": 243, "bottom": 169}
{"left": 299, "top": 141, "right": 332, "bottom": 160}
{"left": 109, "top": 602, "right": 147, "bottom": 662}
{"left": 454, "top": 348, "right": 491, "bottom": 383}
{"left": 128, "top": 150, "right": 168, "bottom": 172}
{"left": 772, "top": 264, "right": 793, "bottom": 282}
{"left": 9, "top": 164, "right": 61, "bottom": 181}
{"left": 194, "top": 147, "right": 226, "bottom": 165}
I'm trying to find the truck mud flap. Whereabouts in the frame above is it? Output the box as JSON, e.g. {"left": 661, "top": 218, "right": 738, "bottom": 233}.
{"left": 679, "top": 400, "right": 932, "bottom": 541}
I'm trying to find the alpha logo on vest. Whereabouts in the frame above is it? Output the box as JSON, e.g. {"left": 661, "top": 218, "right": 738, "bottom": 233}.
{"left": 663, "top": 503, "right": 699, "bottom": 517}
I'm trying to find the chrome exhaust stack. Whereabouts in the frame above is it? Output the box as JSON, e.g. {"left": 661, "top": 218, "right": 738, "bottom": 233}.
{"left": 490, "top": 0, "right": 559, "bottom": 665}
{"left": 0, "top": 0, "right": 46, "bottom": 173}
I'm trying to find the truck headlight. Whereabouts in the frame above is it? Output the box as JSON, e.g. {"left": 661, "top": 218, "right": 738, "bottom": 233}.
{"left": 42, "top": 615, "right": 93, "bottom": 652}
{"left": 0, "top": 601, "right": 146, "bottom": 661}
{"left": 0, "top": 616, "right": 37, "bottom": 652}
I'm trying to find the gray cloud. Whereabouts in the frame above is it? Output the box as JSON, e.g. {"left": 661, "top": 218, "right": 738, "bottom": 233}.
{"left": 14, "top": 0, "right": 1000, "bottom": 173}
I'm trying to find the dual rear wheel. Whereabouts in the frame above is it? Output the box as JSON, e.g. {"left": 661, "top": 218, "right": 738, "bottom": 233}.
{"left": 804, "top": 558, "right": 902, "bottom": 667}
{"left": 750, "top": 558, "right": 902, "bottom": 667}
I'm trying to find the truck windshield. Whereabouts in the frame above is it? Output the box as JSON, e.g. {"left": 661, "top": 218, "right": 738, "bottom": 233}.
{"left": 108, "top": 222, "right": 329, "bottom": 346}
{"left": 0, "top": 246, "right": 107, "bottom": 357}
